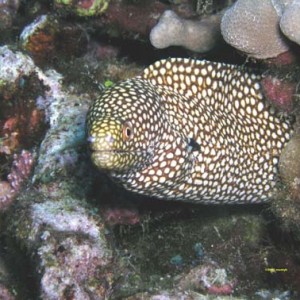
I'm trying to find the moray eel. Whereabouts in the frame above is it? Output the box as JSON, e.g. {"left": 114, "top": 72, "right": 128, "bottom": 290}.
{"left": 86, "top": 58, "right": 294, "bottom": 204}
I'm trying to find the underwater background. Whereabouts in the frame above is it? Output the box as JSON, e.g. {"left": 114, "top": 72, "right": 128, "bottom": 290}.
{"left": 0, "top": 0, "right": 300, "bottom": 299}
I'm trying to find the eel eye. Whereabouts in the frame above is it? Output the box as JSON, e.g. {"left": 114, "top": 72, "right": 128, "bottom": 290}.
{"left": 122, "top": 121, "right": 133, "bottom": 141}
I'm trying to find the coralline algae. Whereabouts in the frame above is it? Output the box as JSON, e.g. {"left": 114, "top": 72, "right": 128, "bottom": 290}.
{"left": 54, "top": 0, "right": 110, "bottom": 16}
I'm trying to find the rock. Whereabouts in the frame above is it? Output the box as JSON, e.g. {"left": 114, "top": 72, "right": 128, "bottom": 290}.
{"left": 0, "top": 46, "right": 36, "bottom": 92}
{"left": 20, "top": 15, "right": 88, "bottom": 64}
{"left": 279, "top": 132, "right": 300, "bottom": 194}
{"left": 7, "top": 184, "right": 115, "bottom": 299}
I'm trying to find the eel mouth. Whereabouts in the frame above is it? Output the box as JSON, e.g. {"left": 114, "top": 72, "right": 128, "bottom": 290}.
{"left": 90, "top": 149, "right": 135, "bottom": 154}
{"left": 90, "top": 148, "right": 149, "bottom": 155}
{"left": 90, "top": 149, "right": 147, "bottom": 161}
{"left": 90, "top": 149, "right": 150, "bottom": 172}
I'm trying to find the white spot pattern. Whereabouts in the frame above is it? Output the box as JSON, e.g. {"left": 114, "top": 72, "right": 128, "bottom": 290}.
{"left": 87, "top": 58, "right": 294, "bottom": 204}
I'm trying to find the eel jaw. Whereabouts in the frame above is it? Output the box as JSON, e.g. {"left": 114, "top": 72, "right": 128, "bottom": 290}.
{"left": 90, "top": 149, "right": 152, "bottom": 173}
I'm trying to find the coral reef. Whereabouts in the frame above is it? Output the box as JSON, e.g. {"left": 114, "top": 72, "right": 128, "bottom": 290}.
{"left": 0, "top": 46, "right": 48, "bottom": 210}
{"left": 280, "top": 0, "right": 300, "bottom": 46}
{"left": 33, "top": 78, "right": 91, "bottom": 183}
{"left": 221, "top": 0, "right": 289, "bottom": 59}
{"left": 0, "top": 182, "right": 14, "bottom": 210}
{"left": 279, "top": 133, "right": 300, "bottom": 191}
{"left": 20, "top": 15, "right": 58, "bottom": 62}
{"left": 113, "top": 207, "right": 275, "bottom": 298}
{"left": 0, "top": 0, "right": 19, "bottom": 31}
{"left": 0, "top": 46, "right": 36, "bottom": 91}
{"left": 93, "top": 0, "right": 233, "bottom": 42}
{"left": 272, "top": 128, "right": 300, "bottom": 234}
{"left": 8, "top": 150, "right": 34, "bottom": 192}
{"left": 221, "top": 0, "right": 300, "bottom": 59}
{"left": 0, "top": 150, "right": 34, "bottom": 211}
{"left": 102, "top": 207, "right": 140, "bottom": 225}
{"left": 150, "top": 10, "right": 222, "bottom": 52}
{"left": 0, "top": 1, "right": 300, "bottom": 298}
{"left": 0, "top": 46, "right": 46, "bottom": 154}
{"left": 177, "top": 261, "right": 236, "bottom": 295}
{"left": 265, "top": 51, "right": 298, "bottom": 66}
{"left": 1, "top": 46, "right": 89, "bottom": 184}
{"left": 125, "top": 291, "right": 245, "bottom": 300}
{"left": 54, "top": 0, "right": 110, "bottom": 16}
{"left": 1, "top": 47, "right": 116, "bottom": 298}
{"left": 6, "top": 183, "right": 115, "bottom": 299}
{"left": 0, "top": 283, "right": 14, "bottom": 300}
{"left": 34, "top": 194, "right": 113, "bottom": 298}
{"left": 261, "top": 76, "right": 296, "bottom": 112}
{"left": 255, "top": 289, "right": 292, "bottom": 300}
{"left": 0, "top": 255, "right": 15, "bottom": 300}
{"left": 97, "top": 0, "right": 167, "bottom": 38}
{"left": 0, "top": 46, "right": 106, "bottom": 297}
{"left": 20, "top": 15, "right": 88, "bottom": 64}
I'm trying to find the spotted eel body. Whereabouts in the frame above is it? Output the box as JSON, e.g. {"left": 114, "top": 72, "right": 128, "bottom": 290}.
{"left": 86, "top": 58, "right": 293, "bottom": 204}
